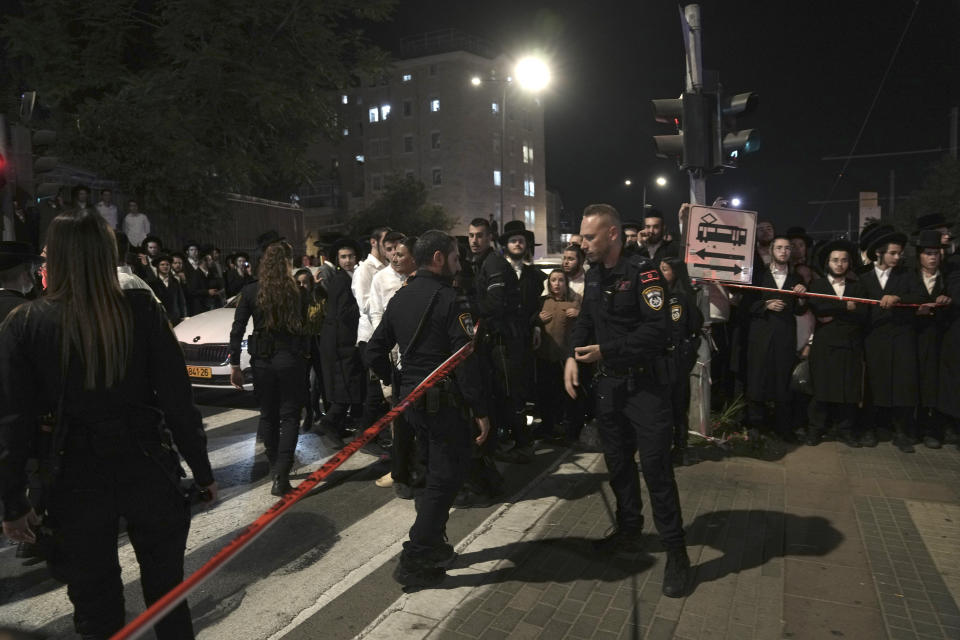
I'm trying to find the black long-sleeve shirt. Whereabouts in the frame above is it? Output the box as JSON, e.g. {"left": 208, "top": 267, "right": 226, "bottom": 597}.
{"left": 0, "top": 290, "right": 213, "bottom": 520}
{"left": 365, "top": 269, "right": 488, "bottom": 418}
{"left": 569, "top": 253, "right": 671, "bottom": 368}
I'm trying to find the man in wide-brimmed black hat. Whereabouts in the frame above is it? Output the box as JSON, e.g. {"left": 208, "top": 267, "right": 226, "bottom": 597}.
{"left": 804, "top": 239, "right": 869, "bottom": 447}
{"left": 913, "top": 230, "right": 953, "bottom": 449}
{"left": 860, "top": 227, "right": 924, "bottom": 452}
{"left": 0, "top": 242, "right": 44, "bottom": 322}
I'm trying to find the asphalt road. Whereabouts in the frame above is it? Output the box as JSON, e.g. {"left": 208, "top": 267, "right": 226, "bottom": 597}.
{"left": 0, "top": 389, "right": 569, "bottom": 639}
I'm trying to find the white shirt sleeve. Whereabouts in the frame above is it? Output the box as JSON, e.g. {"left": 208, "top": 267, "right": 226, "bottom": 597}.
{"left": 368, "top": 274, "right": 386, "bottom": 333}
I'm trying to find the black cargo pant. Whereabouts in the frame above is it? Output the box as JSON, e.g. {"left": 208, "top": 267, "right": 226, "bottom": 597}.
{"left": 594, "top": 373, "right": 685, "bottom": 549}
{"left": 402, "top": 403, "right": 472, "bottom": 559}
{"left": 48, "top": 431, "right": 193, "bottom": 639}
{"left": 253, "top": 350, "right": 306, "bottom": 470}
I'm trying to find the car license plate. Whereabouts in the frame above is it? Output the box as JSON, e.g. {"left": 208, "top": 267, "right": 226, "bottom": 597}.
{"left": 187, "top": 365, "right": 212, "bottom": 379}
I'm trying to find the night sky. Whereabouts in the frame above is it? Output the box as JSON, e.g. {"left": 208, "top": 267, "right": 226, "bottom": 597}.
{"left": 370, "top": 1, "right": 959, "bottom": 235}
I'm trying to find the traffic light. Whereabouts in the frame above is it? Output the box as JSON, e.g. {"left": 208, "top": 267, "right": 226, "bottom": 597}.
{"left": 10, "top": 124, "right": 59, "bottom": 200}
{"left": 652, "top": 92, "right": 714, "bottom": 171}
{"left": 714, "top": 90, "right": 759, "bottom": 169}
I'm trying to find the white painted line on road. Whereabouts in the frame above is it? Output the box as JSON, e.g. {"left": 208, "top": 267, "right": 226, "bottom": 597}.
{"left": 352, "top": 451, "right": 601, "bottom": 640}
{"left": 203, "top": 408, "right": 260, "bottom": 433}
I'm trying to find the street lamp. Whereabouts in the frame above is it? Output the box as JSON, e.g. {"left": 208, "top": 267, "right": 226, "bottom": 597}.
{"left": 472, "top": 55, "right": 550, "bottom": 234}
{"left": 641, "top": 175, "right": 668, "bottom": 211}
{"left": 731, "top": 197, "right": 742, "bottom": 208}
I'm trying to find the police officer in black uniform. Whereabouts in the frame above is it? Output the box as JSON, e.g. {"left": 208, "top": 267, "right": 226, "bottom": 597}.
{"left": 230, "top": 241, "right": 310, "bottom": 495}
{"left": 365, "top": 230, "right": 491, "bottom": 589}
{"left": 564, "top": 203, "right": 690, "bottom": 598}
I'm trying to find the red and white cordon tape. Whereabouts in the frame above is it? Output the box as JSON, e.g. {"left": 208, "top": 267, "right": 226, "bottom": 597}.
{"left": 110, "top": 338, "right": 476, "bottom": 640}
{"left": 694, "top": 278, "right": 944, "bottom": 308}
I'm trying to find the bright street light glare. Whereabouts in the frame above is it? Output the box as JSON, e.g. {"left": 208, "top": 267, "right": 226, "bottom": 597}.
{"left": 731, "top": 197, "right": 742, "bottom": 208}
{"left": 470, "top": 76, "right": 482, "bottom": 87}
{"left": 514, "top": 57, "right": 551, "bottom": 92}
{"left": 655, "top": 176, "right": 667, "bottom": 187}
{"left": 624, "top": 179, "right": 633, "bottom": 186}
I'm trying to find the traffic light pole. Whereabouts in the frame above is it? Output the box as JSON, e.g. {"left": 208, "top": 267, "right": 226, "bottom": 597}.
{"left": 682, "top": 4, "right": 710, "bottom": 437}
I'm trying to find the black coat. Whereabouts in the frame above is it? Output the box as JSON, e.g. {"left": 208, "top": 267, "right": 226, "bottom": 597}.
{"left": 807, "top": 276, "right": 868, "bottom": 404}
{"left": 225, "top": 268, "right": 255, "bottom": 299}
{"left": 914, "top": 270, "right": 947, "bottom": 408}
{"left": 860, "top": 266, "right": 923, "bottom": 407}
{"left": 150, "top": 276, "right": 188, "bottom": 325}
{"left": 746, "top": 269, "right": 806, "bottom": 402}
{"left": 318, "top": 269, "right": 365, "bottom": 404}
{"left": 0, "top": 290, "right": 29, "bottom": 325}
{"left": 937, "top": 269, "right": 960, "bottom": 418}
{"left": 517, "top": 263, "right": 547, "bottom": 333}
{"left": 466, "top": 248, "right": 523, "bottom": 339}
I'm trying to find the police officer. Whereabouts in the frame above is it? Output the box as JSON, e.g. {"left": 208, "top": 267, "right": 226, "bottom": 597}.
{"left": 563, "top": 203, "right": 689, "bottom": 598}
{"left": 230, "top": 241, "right": 310, "bottom": 495}
{"left": 1, "top": 210, "right": 217, "bottom": 639}
{"left": 365, "top": 230, "right": 491, "bottom": 589}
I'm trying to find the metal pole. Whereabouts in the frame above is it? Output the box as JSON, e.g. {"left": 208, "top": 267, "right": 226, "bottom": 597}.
{"left": 0, "top": 114, "right": 11, "bottom": 240}
{"left": 499, "top": 80, "right": 507, "bottom": 234}
{"left": 681, "top": 4, "right": 710, "bottom": 437}
{"left": 642, "top": 184, "right": 647, "bottom": 211}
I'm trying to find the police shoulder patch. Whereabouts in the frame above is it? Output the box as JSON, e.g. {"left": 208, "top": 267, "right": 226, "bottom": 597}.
{"left": 671, "top": 303, "right": 682, "bottom": 322}
{"left": 642, "top": 286, "right": 664, "bottom": 311}
{"left": 458, "top": 312, "right": 476, "bottom": 338}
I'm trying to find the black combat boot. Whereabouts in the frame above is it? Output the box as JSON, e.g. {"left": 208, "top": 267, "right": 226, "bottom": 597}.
{"left": 271, "top": 464, "right": 294, "bottom": 496}
{"left": 662, "top": 547, "right": 690, "bottom": 598}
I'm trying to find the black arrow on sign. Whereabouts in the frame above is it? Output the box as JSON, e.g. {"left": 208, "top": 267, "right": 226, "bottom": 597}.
{"left": 706, "top": 264, "right": 743, "bottom": 276}
{"left": 691, "top": 247, "right": 746, "bottom": 261}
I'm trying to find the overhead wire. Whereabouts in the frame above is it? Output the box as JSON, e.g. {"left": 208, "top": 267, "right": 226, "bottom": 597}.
{"left": 809, "top": 0, "right": 921, "bottom": 231}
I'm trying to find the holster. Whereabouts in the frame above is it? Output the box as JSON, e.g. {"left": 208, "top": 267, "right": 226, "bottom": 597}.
{"left": 248, "top": 331, "right": 276, "bottom": 359}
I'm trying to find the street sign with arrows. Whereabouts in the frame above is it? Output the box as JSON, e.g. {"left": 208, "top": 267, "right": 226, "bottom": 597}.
{"left": 681, "top": 204, "right": 757, "bottom": 283}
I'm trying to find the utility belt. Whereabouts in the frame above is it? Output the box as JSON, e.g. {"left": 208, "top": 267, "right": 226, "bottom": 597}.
{"left": 248, "top": 330, "right": 307, "bottom": 359}
{"left": 597, "top": 353, "right": 675, "bottom": 386}
{"left": 410, "top": 378, "right": 465, "bottom": 415}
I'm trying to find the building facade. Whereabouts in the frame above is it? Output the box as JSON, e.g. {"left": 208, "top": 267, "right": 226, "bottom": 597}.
{"left": 311, "top": 33, "right": 549, "bottom": 258}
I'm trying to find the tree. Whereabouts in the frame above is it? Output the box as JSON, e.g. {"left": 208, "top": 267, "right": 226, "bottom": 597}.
{"left": 890, "top": 154, "right": 960, "bottom": 232}
{"left": 348, "top": 174, "right": 455, "bottom": 237}
{"left": 0, "top": 0, "right": 394, "bottom": 234}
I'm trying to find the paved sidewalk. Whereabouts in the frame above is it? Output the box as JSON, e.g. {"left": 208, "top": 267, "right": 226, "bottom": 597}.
{"left": 357, "top": 438, "right": 960, "bottom": 640}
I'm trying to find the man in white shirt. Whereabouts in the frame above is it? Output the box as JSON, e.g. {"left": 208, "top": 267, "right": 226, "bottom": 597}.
{"left": 96, "top": 188, "right": 119, "bottom": 229}
{"left": 122, "top": 200, "right": 151, "bottom": 248}
{"left": 354, "top": 228, "right": 398, "bottom": 430}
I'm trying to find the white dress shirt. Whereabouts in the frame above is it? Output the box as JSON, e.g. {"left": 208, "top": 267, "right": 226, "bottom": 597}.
{"left": 368, "top": 266, "right": 409, "bottom": 333}
{"left": 353, "top": 253, "right": 387, "bottom": 344}
{"left": 96, "top": 202, "right": 119, "bottom": 229}
{"left": 874, "top": 265, "right": 890, "bottom": 291}
{"left": 770, "top": 263, "right": 788, "bottom": 289}
{"left": 122, "top": 213, "right": 151, "bottom": 247}
{"left": 922, "top": 270, "right": 939, "bottom": 296}
{"left": 828, "top": 274, "right": 846, "bottom": 297}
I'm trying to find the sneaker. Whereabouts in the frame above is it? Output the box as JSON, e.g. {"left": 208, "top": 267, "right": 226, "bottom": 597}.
{"left": 860, "top": 430, "right": 878, "bottom": 448}
{"left": 662, "top": 547, "right": 691, "bottom": 598}
{"left": 394, "top": 482, "right": 415, "bottom": 500}
{"left": 922, "top": 435, "right": 942, "bottom": 450}
{"left": 375, "top": 473, "right": 394, "bottom": 488}
{"left": 591, "top": 527, "right": 644, "bottom": 555}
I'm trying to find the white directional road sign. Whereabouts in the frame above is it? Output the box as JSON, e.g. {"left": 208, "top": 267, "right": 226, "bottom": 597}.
{"left": 681, "top": 205, "right": 757, "bottom": 283}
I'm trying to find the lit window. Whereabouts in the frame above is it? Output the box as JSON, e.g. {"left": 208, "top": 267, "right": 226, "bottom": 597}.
{"left": 523, "top": 144, "right": 533, "bottom": 164}
{"left": 341, "top": 94, "right": 349, "bottom": 104}
{"left": 380, "top": 104, "right": 391, "bottom": 120}
{"left": 403, "top": 135, "right": 414, "bottom": 153}
{"left": 493, "top": 170, "right": 501, "bottom": 187}
{"left": 523, "top": 177, "right": 535, "bottom": 197}
{"left": 430, "top": 98, "right": 440, "bottom": 112}
{"left": 402, "top": 100, "right": 412, "bottom": 117}
{"left": 402, "top": 73, "right": 412, "bottom": 82}
{"left": 368, "top": 107, "right": 379, "bottom": 123}
{"left": 432, "top": 168, "right": 442, "bottom": 186}
{"left": 355, "top": 155, "right": 365, "bottom": 163}
{"left": 431, "top": 131, "right": 440, "bottom": 149}
{"left": 491, "top": 102, "right": 499, "bottom": 114}
{"left": 342, "top": 127, "right": 349, "bottom": 136}
{"left": 525, "top": 208, "right": 535, "bottom": 226}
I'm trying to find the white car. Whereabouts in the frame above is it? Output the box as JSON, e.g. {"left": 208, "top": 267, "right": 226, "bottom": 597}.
{"left": 173, "top": 296, "right": 254, "bottom": 390}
